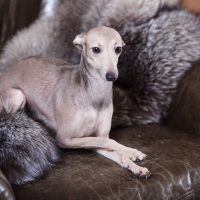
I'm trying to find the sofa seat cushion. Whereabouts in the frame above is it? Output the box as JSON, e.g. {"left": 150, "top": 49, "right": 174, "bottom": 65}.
{"left": 14, "top": 124, "right": 200, "bottom": 200}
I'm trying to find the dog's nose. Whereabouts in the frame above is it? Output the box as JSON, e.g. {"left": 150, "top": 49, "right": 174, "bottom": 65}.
{"left": 106, "top": 72, "right": 117, "bottom": 81}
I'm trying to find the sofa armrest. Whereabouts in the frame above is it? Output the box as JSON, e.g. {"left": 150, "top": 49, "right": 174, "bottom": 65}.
{"left": 165, "top": 60, "right": 200, "bottom": 135}
{"left": 0, "top": 170, "right": 15, "bottom": 200}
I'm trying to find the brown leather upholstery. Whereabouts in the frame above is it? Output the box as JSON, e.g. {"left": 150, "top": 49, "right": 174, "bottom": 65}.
{"left": 0, "top": 170, "right": 15, "bottom": 200}
{"left": 166, "top": 60, "right": 200, "bottom": 136}
{"left": 13, "top": 125, "right": 200, "bottom": 200}
{"left": 0, "top": 0, "right": 200, "bottom": 200}
{"left": 0, "top": 0, "right": 42, "bottom": 50}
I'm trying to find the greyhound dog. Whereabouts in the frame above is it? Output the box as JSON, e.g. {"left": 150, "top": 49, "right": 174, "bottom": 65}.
{"left": 0, "top": 26, "right": 150, "bottom": 178}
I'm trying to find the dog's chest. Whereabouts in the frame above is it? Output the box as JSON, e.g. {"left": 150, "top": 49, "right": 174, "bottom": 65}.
{"left": 68, "top": 105, "right": 113, "bottom": 138}
{"left": 75, "top": 109, "right": 97, "bottom": 136}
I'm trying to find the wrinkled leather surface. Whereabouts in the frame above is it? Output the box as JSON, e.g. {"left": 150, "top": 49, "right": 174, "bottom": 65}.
{"left": 13, "top": 125, "right": 200, "bottom": 200}
{"left": 0, "top": 170, "right": 15, "bottom": 200}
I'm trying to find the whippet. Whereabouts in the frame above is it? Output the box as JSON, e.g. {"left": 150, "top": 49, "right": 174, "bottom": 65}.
{"left": 0, "top": 26, "right": 150, "bottom": 178}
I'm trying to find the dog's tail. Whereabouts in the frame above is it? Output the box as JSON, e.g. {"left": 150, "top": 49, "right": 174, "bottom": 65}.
{"left": 0, "top": 111, "right": 60, "bottom": 186}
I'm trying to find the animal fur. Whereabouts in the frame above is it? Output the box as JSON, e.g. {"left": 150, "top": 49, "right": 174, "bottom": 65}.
{"left": 0, "top": 0, "right": 200, "bottom": 184}
{"left": 0, "top": 111, "right": 59, "bottom": 185}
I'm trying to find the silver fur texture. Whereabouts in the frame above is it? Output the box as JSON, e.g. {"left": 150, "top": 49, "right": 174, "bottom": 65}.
{"left": 0, "top": 0, "right": 200, "bottom": 185}
{"left": 0, "top": 111, "right": 59, "bottom": 185}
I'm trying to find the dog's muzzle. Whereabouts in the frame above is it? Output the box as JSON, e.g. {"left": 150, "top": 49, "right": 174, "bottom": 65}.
{"left": 106, "top": 72, "right": 117, "bottom": 81}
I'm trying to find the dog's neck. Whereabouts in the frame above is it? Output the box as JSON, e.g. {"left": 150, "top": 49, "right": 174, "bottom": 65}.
{"left": 77, "top": 54, "right": 113, "bottom": 109}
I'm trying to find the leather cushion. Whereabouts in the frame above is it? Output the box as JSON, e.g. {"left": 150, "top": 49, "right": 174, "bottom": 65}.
{"left": 14, "top": 125, "right": 200, "bottom": 200}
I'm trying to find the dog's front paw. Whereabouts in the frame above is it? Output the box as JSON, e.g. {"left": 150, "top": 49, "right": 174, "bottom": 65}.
{"left": 123, "top": 147, "right": 147, "bottom": 162}
{"left": 120, "top": 154, "right": 150, "bottom": 178}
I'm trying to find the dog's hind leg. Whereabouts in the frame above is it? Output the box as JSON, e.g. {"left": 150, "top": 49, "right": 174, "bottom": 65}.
{"left": 0, "top": 88, "right": 26, "bottom": 113}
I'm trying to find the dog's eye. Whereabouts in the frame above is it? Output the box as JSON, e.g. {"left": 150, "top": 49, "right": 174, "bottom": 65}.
{"left": 115, "top": 46, "right": 122, "bottom": 54}
{"left": 92, "top": 47, "right": 101, "bottom": 54}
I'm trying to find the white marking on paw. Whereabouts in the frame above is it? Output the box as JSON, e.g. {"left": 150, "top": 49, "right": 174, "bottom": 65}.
{"left": 120, "top": 153, "right": 150, "bottom": 178}
{"left": 124, "top": 147, "right": 147, "bottom": 161}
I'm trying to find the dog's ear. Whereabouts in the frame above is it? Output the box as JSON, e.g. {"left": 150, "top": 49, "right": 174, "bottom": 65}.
{"left": 73, "top": 32, "right": 86, "bottom": 51}
{"left": 122, "top": 40, "right": 126, "bottom": 47}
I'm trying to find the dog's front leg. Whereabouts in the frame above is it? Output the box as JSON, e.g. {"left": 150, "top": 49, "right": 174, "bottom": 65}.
{"left": 57, "top": 136, "right": 150, "bottom": 178}
{"left": 57, "top": 136, "right": 126, "bottom": 150}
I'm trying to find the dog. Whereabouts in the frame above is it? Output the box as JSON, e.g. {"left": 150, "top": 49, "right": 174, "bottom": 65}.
{"left": 0, "top": 0, "right": 200, "bottom": 185}
{"left": 0, "top": 26, "right": 150, "bottom": 178}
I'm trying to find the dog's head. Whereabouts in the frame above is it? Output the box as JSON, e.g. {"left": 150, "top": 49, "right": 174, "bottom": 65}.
{"left": 73, "top": 26, "right": 125, "bottom": 82}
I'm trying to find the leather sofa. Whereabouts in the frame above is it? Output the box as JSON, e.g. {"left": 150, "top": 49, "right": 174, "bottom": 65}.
{"left": 0, "top": 1, "right": 200, "bottom": 200}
